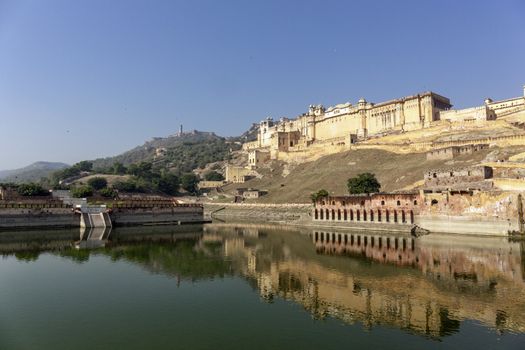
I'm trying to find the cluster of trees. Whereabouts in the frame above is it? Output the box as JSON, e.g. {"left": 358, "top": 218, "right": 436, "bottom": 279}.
{"left": 16, "top": 183, "right": 49, "bottom": 197}
{"left": 49, "top": 156, "right": 225, "bottom": 197}
{"left": 52, "top": 161, "right": 93, "bottom": 182}
{"left": 70, "top": 177, "right": 115, "bottom": 198}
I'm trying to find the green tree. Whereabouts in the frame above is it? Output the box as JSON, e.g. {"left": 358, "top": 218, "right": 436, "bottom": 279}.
{"left": 310, "top": 189, "right": 329, "bottom": 203}
{"left": 203, "top": 171, "right": 224, "bottom": 181}
{"left": 347, "top": 173, "right": 381, "bottom": 194}
{"left": 113, "top": 180, "right": 137, "bottom": 192}
{"left": 181, "top": 173, "right": 199, "bottom": 194}
{"left": 71, "top": 186, "right": 93, "bottom": 198}
{"left": 155, "top": 173, "right": 180, "bottom": 195}
{"left": 87, "top": 177, "right": 108, "bottom": 190}
{"left": 76, "top": 161, "right": 93, "bottom": 172}
{"left": 127, "top": 162, "right": 153, "bottom": 179}
{"left": 112, "top": 162, "right": 127, "bottom": 175}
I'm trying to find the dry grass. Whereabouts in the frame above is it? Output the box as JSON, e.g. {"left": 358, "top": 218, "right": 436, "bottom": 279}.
{"left": 221, "top": 146, "right": 525, "bottom": 204}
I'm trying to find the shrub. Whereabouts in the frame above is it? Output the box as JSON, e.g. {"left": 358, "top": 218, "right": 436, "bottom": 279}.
{"left": 113, "top": 180, "right": 137, "bottom": 192}
{"left": 71, "top": 186, "right": 93, "bottom": 198}
{"left": 87, "top": 177, "right": 108, "bottom": 190}
{"left": 99, "top": 187, "right": 117, "bottom": 198}
{"left": 310, "top": 189, "right": 329, "bottom": 203}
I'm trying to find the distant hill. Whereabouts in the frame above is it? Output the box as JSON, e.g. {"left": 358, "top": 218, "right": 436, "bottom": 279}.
{"left": 0, "top": 161, "right": 69, "bottom": 183}
{"left": 92, "top": 130, "right": 242, "bottom": 173}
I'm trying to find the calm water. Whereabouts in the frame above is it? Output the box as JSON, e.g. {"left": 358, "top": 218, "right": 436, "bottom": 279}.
{"left": 1, "top": 224, "right": 524, "bottom": 350}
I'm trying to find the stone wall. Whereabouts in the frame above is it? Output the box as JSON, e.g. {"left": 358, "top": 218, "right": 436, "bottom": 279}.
{"left": 418, "top": 191, "right": 523, "bottom": 235}
{"left": 0, "top": 207, "right": 79, "bottom": 229}
{"left": 426, "top": 144, "right": 489, "bottom": 161}
{"left": 204, "top": 203, "right": 311, "bottom": 223}
{"left": 424, "top": 166, "right": 493, "bottom": 191}
{"left": 110, "top": 206, "right": 204, "bottom": 226}
{"left": 440, "top": 105, "right": 495, "bottom": 122}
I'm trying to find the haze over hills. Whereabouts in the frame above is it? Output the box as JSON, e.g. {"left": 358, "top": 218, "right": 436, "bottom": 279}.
{"left": 0, "top": 162, "right": 69, "bottom": 183}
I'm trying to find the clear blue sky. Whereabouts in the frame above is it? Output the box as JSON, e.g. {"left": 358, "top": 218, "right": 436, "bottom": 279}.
{"left": 1, "top": 0, "right": 524, "bottom": 169}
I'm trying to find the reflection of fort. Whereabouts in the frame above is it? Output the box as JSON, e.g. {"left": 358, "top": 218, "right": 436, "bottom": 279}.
{"left": 1, "top": 224, "right": 524, "bottom": 337}
{"left": 311, "top": 230, "right": 524, "bottom": 285}
{"left": 203, "top": 225, "right": 525, "bottom": 337}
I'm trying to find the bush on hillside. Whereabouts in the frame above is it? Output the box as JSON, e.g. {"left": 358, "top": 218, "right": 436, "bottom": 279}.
{"left": 181, "top": 173, "right": 199, "bottom": 194}
{"left": 310, "top": 189, "right": 329, "bottom": 203}
{"left": 87, "top": 177, "right": 108, "bottom": 190}
{"left": 71, "top": 186, "right": 93, "bottom": 198}
{"left": 203, "top": 171, "right": 224, "bottom": 181}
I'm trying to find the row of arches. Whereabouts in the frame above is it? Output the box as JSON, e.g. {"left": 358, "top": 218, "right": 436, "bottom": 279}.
{"left": 313, "top": 231, "right": 415, "bottom": 252}
{"left": 314, "top": 208, "right": 414, "bottom": 224}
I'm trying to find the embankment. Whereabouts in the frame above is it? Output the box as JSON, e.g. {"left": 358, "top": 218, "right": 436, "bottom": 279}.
{"left": 204, "top": 203, "right": 312, "bottom": 224}
{"left": 0, "top": 208, "right": 79, "bottom": 230}
{"left": 111, "top": 206, "right": 205, "bottom": 226}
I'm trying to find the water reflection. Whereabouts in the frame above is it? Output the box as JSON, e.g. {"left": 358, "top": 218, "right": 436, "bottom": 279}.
{"left": 1, "top": 224, "right": 524, "bottom": 338}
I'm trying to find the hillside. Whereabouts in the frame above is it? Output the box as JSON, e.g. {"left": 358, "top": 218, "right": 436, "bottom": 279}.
{"left": 219, "top": 145, "right": 525, "bottom": 203}
{"left": 0, "top": 162, "right": 69, "bottom": 183}
{"left": 91, "top": 130, "right": 241, "bottom": 173}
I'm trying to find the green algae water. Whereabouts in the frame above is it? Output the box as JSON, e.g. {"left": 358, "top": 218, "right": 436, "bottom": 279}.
{"left": 1, "top": 224, "right": 524, "bottom": 350}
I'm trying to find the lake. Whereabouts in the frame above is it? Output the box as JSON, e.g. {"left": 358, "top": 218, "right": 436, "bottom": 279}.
{"left": 1, "top": 224, "right": 524, "bottom": 349}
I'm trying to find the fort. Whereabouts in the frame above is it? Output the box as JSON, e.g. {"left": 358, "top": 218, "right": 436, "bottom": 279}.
{"left": 241, "top": 85, "right": 525, "bottom": 163}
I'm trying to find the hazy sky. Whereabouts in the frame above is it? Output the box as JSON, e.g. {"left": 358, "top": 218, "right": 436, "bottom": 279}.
{"left": 1, "top": 0, "right": 524, "bottom": 169}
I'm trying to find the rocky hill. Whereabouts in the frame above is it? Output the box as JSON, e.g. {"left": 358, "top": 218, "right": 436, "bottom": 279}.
{"left": 91, "top": 130, "right": 241, "bottom": 173}
{"left": 0, "top": 162, "right": 69, "bottom": 183}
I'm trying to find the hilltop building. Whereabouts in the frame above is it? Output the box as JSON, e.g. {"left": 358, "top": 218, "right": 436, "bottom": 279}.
{"left": 243, "top": 85, "right": 525, "bottom": 163}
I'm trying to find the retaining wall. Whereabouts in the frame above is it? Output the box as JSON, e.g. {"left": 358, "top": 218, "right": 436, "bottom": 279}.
{"left": 0, "top": 208, "right": 79, "bottom": 229}
{"left": 111, "top": 206, "right": 204, "bottom": 226}
{"left": 204, "top": 203, "right": 312, "bottom": 224}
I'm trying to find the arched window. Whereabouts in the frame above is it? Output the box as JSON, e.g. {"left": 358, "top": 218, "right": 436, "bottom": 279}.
{"left": 386, "top": 210, "right": 390, "bottom": 222}
{"left": 325, "top": 209, "right": 329, "bottom": 220}
{"left": 331, "top": 209, "right": 335, "bottom": 221}
{"left": 314, "top": 209, "right": 318, "bottom": 220}
{"left": 370, "top": 210, "right": 374, "bottom": 222}
{"left": 350, "top": 209, "right": 354, "bottom": 221}
{"left": 410, "top": 210, "right": 414, "bottom": 224}
{"left": 401, "top": 210, "right": 406, "bottom": 223}
{"left": 337, "top": 209, "right": 341, "bottom": 221}
{"left": 357, "top": 210, "right": 360, "bottom": 221}
{"left": 320, "top": 210, "right": 324, "bottom": 220}
{"left": 378, "top": 210, "right": 382, "bottom": 222}
{"left": 344, "top": 209, "right": 348, "bottom": 221}
{"left": 394, "top": 211, "right": 398, "bottom": 223}
{"left": 363, "top": 210, "right": 367, "bottom": 221}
